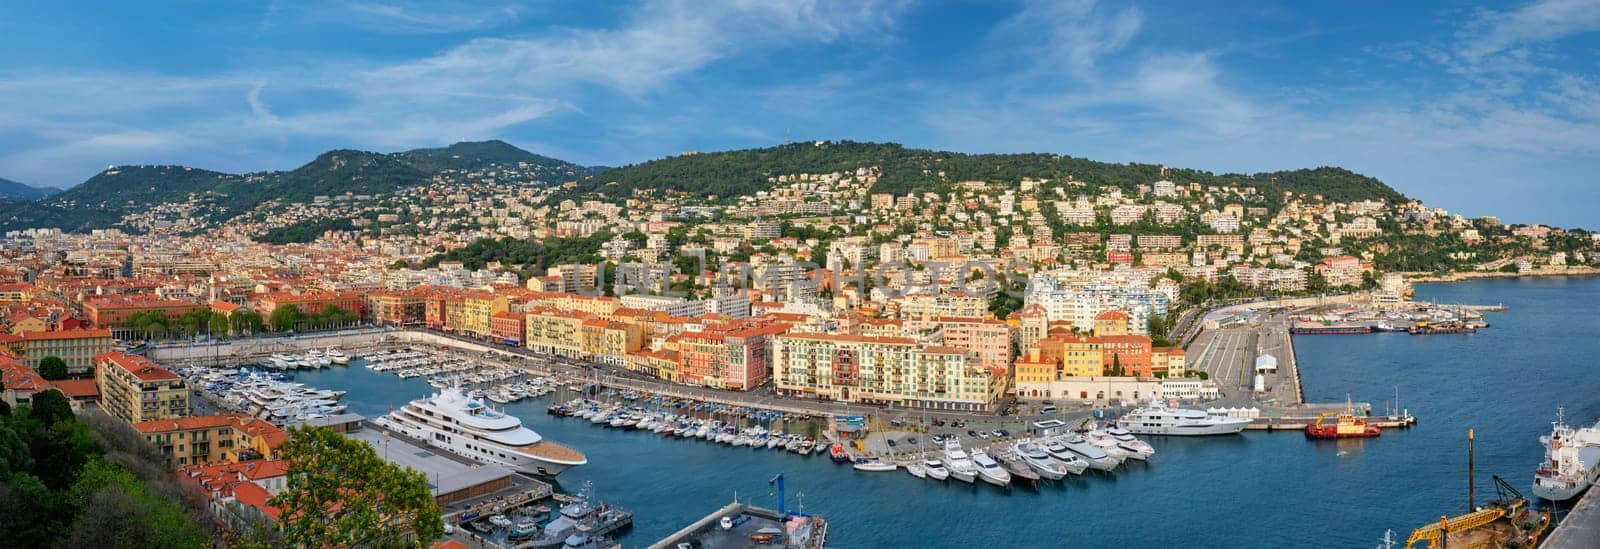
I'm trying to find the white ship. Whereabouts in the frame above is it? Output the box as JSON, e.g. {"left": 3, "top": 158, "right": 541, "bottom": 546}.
{"left": 1116, "top": 398, "right": 1251, "bottom": 436}
{"left": 1533, "top": 411, "right": 1600, "bottom": 501}
{"left": 374, "top": 387, "right": 588, "bottom": 476}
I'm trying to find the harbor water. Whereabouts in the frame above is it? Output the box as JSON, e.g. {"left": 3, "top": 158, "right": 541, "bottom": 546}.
{"left": 285, "top": 277, "right": 1600, "bottom": 548}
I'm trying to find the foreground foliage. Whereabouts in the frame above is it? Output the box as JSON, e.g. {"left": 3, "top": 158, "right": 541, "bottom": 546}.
{"left": 271, "top": 426, "right": 443, "bottom": 548}
{"left": 0, "top": 390, "right": 210, "bottom": 548}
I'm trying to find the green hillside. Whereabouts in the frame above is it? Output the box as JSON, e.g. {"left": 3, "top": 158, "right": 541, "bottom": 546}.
{"left": 573, "top": 141, "right": 1407, "bottom": 204}
{"left": 4, "top": 141, "right": 593, "bottom": 232}
{"left": 0, "top": 177, "right": 56, "bottom": 200}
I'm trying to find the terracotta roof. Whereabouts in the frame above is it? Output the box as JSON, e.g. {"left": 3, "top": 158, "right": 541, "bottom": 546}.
{"left": 98, "top": 352, "right": 180, "bottom": 382}
{"left": 19, "top": 328, "right": 112, "bottom": 341}
{"left": 49, "top": 379, "right": 98, "bottom": 398}
{"left": 231, "top": 481, "right": 282, "bottom": 520}
{"left": 1095, "top": 310, "right": 1130, "bottom": 321}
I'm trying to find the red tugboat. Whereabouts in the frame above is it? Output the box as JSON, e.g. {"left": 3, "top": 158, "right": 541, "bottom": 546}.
{"left": 1305, "top": 397, "right": 1382, "bottom": 439}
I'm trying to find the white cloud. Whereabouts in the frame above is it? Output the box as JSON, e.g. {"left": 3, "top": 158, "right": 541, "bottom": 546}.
{"left": 326, "top": 1, "right": 526, "bottom": 34}
{"left": 1457, "top": 0, "right": 1600, "bottom": 60}
{"left": 0, "top": 0, "right": 912, "bottom": 186}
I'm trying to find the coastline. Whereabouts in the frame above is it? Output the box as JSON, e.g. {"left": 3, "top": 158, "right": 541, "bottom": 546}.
{"left": 1401, "top": 266, "right": 1600, "bottom": 283}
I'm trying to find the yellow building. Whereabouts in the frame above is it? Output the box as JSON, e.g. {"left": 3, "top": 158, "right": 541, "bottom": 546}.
{"left": 524, "top": 308, "right": 587, "bottom": 358}
{"left": 1093, "top": 310, "right": 1131, "bottom": 337}
{"left": 775, "top": 333, "right": 1001, "bottom": 412}
{"left": 95, "top": 351, "right": 189, "bottom": 424}
{"left": 459, "top": 294, "right": 510, "bottom": 338}
{"left": 1013, "top": 349, "right": 1057, "bottom": 387}
{"left": 0, "top": 328, "right": 114, "bottom": 374}
{"left": 580, "top": 318, "right": 642, "bottom": 367}
{"left": 132, "top": 413, "right": 288, "bottom": 468}
{"left": 537, "top": 294, "right": 622, "bottom": 319}
{"left": 1152, "top": 347, "right": 1187, "bottom": 376}
{"left": 7, "top": 314, "right": 47, "bottom": 335}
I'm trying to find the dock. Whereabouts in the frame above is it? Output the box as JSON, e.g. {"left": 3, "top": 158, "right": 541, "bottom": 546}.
{"left": 1544, "top": 486, "right": 1600, "bottom": 548}
{"left": 1243, "top": 415, "right": 1418, "bottom": 431}
{"left": 649, "top": 502, "right": 826, "bottom": 549}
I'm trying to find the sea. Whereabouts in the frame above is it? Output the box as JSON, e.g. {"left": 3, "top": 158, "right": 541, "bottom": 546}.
{"left": 283, "top": 276, "right": 1600, "bottom": 548}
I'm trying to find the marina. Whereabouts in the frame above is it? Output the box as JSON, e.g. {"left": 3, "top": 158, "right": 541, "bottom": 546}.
{"left": 256, "top": 277, "right": 1600, "bottom": 546}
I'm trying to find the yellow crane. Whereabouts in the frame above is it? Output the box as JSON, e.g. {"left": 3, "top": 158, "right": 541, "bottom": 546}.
{"left": 1403, "top": 475, "right": 1530, "bottom": 549}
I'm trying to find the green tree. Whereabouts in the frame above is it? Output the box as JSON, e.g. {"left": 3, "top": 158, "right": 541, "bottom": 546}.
{"left": 271, "top": 426, "right": 444, "bottom": 548}
{"left": 38, "top": 356, "right": 68, "bottom": 380}
{"left": 28, "top": 389, "right": 74, "bottom": 426}
{"left": 178, "top": 308, "right": 210, "bottom": 336}
{"left": 230, "top": 310, "right": 264, "bottom": 334}
{"left": 269, "top": 306, "right": 304, "bottom": 332}
{"left": 208, "top": 311, "right": 230, "bottom": 337}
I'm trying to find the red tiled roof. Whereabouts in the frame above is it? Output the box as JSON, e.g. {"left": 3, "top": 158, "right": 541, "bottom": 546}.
{"left": 19, "top": 328, "right": 112, "bottom": 341}
{"left": 97, "top": 351, "right": 180, "bottom": 382}
{"left": 49, "top": 379, "right": 98, "bottom": 398}
{"left": 232, "top": 481, "right": 282, "bottom": 520}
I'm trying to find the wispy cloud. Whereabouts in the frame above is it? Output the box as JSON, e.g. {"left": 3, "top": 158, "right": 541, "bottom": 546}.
{"left": 1456, "top": 0, "right": 1600, "bottom": 60}
{"left": 0, "top": 0, "right": 912, "bottom": 185}
{"left": 319, "top": 1, "right": 526, "bottom": 34}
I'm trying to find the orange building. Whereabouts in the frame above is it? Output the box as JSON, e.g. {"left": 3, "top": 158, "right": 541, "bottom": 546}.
{"left": 82, "top": 297, "right": 204, "bottom": 337}
{"left": 1098, "top": 334, "right": 1154, "bottom": 377}
{"left": 490, "top": 311, "right": 526, "bottom": 344}
{"left": 256, "top": 290, "right": 363, "bottom": 318}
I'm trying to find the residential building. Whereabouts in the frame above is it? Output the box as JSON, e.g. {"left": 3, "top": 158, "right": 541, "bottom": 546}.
{"left": 95, "top": 351, "right": 189, "bottom": 424}
{"left": 775, "top": 333, "right": 1001, "bottom": 411}
{"left": 132, "top": 414, "right": 288, "bottom": 467}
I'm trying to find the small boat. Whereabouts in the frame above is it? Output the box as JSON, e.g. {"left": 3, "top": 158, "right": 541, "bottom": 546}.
{"left": 1062, "top": 437, "right": 1119, "bottom": 471}
{"left": 907, "top": 462, "right": 926, "bottom": 479}
{"left": 999, "top": 455, "right": 1040, "bottom": 488}
{"left": 971, "top": 450, "right": 1012, "bottom": 487}
{"left": 1015, "top": 443, "right": 1069, "bottom": 480}
{"left": 829, "top": 443, "right": 852, "bottom": 463}
{"left": 1042, "top": 441, "right": 1092, "bottom": 475}
{"left": 853, "top": 458, "right": 897, "bottom": 472}
{"left": 488, "top": 514, "right": 512, "bottom": 528}
{"left": 922, "top": 459, "right": 951, "bottom": 481}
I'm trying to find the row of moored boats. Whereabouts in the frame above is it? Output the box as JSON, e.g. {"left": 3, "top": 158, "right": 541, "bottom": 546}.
{"left": 549, "top": 400, "right": 832, "bottom": 455}
{"left": 870, "top": 429, "right": 1155, "bottom": 488}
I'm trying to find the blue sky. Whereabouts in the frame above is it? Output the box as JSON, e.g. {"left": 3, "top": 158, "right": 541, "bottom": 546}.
{"left": 1, "top": 1, "right": 1597, "bottom": 227}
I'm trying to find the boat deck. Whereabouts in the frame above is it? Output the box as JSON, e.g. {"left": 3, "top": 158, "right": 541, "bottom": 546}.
{"left": 520, "top": 440, "right": 587, "bottom": 464}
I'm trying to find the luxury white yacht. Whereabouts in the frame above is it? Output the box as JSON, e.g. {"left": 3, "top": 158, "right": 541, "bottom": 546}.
{"left": 1014, "top": 442, "right": 1069, "bottom": 480}
{"left": 942, "top": 440, "right": 979, "bottom": 483}
{"left": 375, "top": 387, "right": 588, "bottom": 476}
{"left": 971, "top": 450, "right": 1012, "bottom": 487}
{"left": 1116, "top": 398, "right": 1251, "bottom": 436}
{"left": 1060, "top": 436, "right": 1119, "bottom": 471}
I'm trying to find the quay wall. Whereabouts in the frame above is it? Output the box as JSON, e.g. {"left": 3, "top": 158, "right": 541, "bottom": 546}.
{"left": 1545, "top": 485, "right": 1600, "bottom": 548}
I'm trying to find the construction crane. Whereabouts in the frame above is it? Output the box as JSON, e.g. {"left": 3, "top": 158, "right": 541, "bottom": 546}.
{"left": 1403, "top": 476, "right": 1528, "bottom": 549}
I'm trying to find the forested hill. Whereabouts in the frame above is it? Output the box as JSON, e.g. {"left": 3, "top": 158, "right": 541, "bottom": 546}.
{"left": 0, "top": 177, "right": 56, "bottom": 200}
{"left": 5, "top": 141, "right": 593, "bottom": 232}
{"left": 572, "top": 141, "right": 1407, "bottom": 204}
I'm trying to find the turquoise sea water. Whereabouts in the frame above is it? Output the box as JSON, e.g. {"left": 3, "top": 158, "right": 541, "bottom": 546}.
{"left": 286, "top": 277, "right": 1600, "bottom": 548}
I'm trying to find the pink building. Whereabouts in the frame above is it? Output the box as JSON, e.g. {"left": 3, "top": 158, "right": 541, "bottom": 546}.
{"left": 906, "top": 317, "right": 1015, "bottom": 375}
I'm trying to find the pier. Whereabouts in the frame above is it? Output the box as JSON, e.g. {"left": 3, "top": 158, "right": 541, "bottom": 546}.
{"left": 1544, "top": 487, "right": 1600, "bottom": 548}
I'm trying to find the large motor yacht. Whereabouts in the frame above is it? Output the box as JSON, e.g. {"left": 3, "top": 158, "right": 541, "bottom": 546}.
{"left": 375, "top": 387, "right": 587, "bottom": 476}
{"left": 1116, "top": 398, "right": 1251, "bottom": 436}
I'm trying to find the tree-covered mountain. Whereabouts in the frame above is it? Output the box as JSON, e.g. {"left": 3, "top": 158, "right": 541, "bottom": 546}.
{"left": 4, "top": 141, "right": 595, "bottom": 232}
{"left": 395, "top": 139, "right": 603, "bottom": 179}
{"left": 572, "top": 141, "right": 1407, "bottom": 205}
{"left": 0, "top": 177, "right": 56, "bottom": 200}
